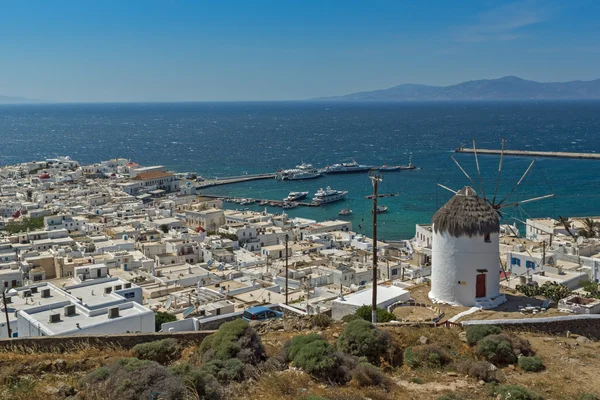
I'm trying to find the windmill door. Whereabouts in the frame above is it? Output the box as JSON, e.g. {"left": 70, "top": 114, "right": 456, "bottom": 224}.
{"left": 476, "top": 274, "right": 486, "bottom": 298}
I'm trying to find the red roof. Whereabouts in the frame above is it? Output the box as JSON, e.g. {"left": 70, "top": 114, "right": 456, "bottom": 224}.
{"left": 133, "top": 171, "right": 173, "bottom": 181}
{"left": 39, "top": 173, "right": 51, "bottom": 179}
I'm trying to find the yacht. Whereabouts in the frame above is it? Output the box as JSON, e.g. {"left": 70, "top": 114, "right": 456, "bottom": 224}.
{"left": 284, "top": 191, "right": 309, "bottom": 202}
{"left": 312, "top": 187, "right": 348, "bottom": 204}
{"left": 324, "top": 159, "right": 373, "bottom": 174}
{"left": 276, "top": 162, "right": 322, "bottom": 180}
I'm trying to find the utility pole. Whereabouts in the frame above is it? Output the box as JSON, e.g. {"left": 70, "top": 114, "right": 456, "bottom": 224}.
{"left": 2, "top": 289, "right": 11, "bottom": 339}
{"left": 542, "top": 241, "right": 546, "bottom": 266}
{"left": 369, "top": 170, "right": 381, "bottom": 324}
{"left": 285, "top": 233, "right": 289, "bottom": 305}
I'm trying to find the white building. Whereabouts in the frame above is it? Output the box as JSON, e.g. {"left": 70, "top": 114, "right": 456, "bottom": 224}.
{"left": 331, "top": 285, "right": 410, "bottom": 320}
{"left": 428, "top": 187, "right": 506, "bottom": 309}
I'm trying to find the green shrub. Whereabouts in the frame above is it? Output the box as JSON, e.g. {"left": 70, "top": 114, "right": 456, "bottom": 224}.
{"left": 491, "top": 384, "right": 544, "bottom": 400}
{"left": 475, "top": 335, "right": 517, "bottom": 366}
{"left": 155, "top": 311, "right": 178, "bottom": 332}
{"left": 198, "top": 319, "right": 265, "bottom": 364}
{"left": 578, "top": 395, "right": 600, "bottom": 400}
{"left": 456, "top": 360, "right": 497, "bottom": 382}
{"left": 287, "top": 334, "right": 324, "bottom": 361}
{"left": 337, "top": 319, "right": 391, "bottom": 364}
{"left": 355, "top": 305, "right": 396, "bottom": 323}
{"left": 169, "top": 363, "right": 222, "bottom": 399}
{"left": 404, "top": 345, "right": 453, "bottom": 369}
{"left": 79, "top": 358, "right": 186, "bottom": 400}
{"left": 311, "top": 313, "right": 333, "bottom": 328}
{"left": 350, "top": 363, "right": 392, "bottom": 389}
{"left": 465, "top": 325, "right": 501, "bottom": 346}
{"left": 291, "top": 338, "right": 337, "bottom": 379}
{"left": 132, "top": 338, "right": 181, "bottom": 365}
{"left": 518, "top": 356, "right": 544, "bottom": 372}
{"left": 341, "top": 314, "right": 361, "bottom": 323}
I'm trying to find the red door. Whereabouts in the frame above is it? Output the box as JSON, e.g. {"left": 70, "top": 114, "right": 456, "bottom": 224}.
{"left": 476, "top": 274, "right": 486, "bottom": 298}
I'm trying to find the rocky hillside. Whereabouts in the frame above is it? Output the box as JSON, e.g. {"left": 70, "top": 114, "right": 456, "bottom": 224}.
{"left": 1, "top": 314, "right": 599, "bottom": 400}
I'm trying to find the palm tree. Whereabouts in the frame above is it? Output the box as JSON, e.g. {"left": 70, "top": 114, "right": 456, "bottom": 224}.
{"left": 580, "top": 218, "right": 599, "bottom": 239}
{"left": 557, "top": 216, "right": 575, "bottom": 238}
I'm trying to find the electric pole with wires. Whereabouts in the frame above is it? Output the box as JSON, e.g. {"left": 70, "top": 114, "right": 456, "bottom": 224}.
{"left": 364, "top": 170, "right": 397, "bottom": 324}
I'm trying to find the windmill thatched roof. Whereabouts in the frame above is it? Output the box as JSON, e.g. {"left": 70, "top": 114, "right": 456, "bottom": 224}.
{"left": 432, "top": 186, "right": 499, "bottom": 238}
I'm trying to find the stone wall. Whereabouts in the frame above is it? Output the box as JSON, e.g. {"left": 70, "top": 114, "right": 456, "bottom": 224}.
{"left": 0, "top": 330, "right": 214, "bottom": 351}
{"left": 462, "top": 315, "right": 600, "bottom": 339}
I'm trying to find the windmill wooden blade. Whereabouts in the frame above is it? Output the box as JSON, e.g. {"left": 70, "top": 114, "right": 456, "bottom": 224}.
{"left": 498, "top": 194, "right": 555, "bottom": 209}
{"left": 437, "top": 183, "right": 458, "bottom": 194}
{"left": 472, "top": 139, "right": 486, "bottom": 201}
{"left": 497, "top": 159, "right": 535, "bottom": 206}
{"left": 492, "top": 138, "right": 505, "bottom": 205}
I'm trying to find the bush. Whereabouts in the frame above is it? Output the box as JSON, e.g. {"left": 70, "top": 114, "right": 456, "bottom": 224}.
{"left": 132, "top": 338, "right": 181, "bottom": 365}
{"left": 79, "top": 358, "right": 186, "bottom": 400}
{"left": 155, "top": 311, "right": 178, "bottom": 332}
{"left": 475, "top": 335, "right": 517, "bottom": 366}
{"left": 350, "top": 363, "right": 393, "bottom": 389}
{"left": 198, "top": 319, "right": 265, "bottom": 364}
{"left": 404, "top": 345, "right": 452, "bottom": 369}
{"left": 578, "top": 395, "right": 600, "bottom": 400}
{"left": 201, "top": 359, "right": 244, "bottom": 383}
{"left": 287, "top": 334, "right": 324, "bottom": 361}
{"left": 465, "top": 325, "right": 501, "bottom": 346}
{"left": 337, "top": 319, "right": 391, "bottom": 364}
{"left": 291, "top": 338, "right": 338, "bottom": 379}
{"left": 490, "top": 384, "right": 544, "bottom": 400}
{"left": 355, "top": 305, "right": 396, "bottom": 323}
{"left": 341, "top": 314, "right": 361, "bottom": 323}
{"left": 169, "top": 363, "right": 222, "bottom": 399}
{"left": 311, "top": 313, "right": 332, "bottom": 328}
{"left": 456, "top": 360, "right": 497, "bottom": 382}
{"left": 518, "top": 356, "right": 544, "bottom": 372}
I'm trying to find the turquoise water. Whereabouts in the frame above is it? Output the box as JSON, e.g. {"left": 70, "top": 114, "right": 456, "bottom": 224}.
{"left": 1, "top": 101, "right": 599, "bottom": 239}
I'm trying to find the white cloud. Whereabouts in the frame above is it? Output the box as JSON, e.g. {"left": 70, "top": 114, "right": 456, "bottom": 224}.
{"left": 453, "top": 0, "right": 551, "bottom": 43}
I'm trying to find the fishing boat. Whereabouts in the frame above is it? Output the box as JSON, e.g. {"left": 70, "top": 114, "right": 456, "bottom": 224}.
{"left": 338, "top": 208, "right": 352, "bottom": 216}
{"left": 379, "top": 155, "right": 416, "bottom": 171}
{"left": 269, "top": 201, "right": 279, "bottom": 207}
{"left": 312, "top": 187, "right": 348, "bottom": 204}
{"left": 324, "top": 159, "right": 373, "bottom": 174}
{"left": 282, "top": 202, "right": 298, "bottom": 209}
{"left": 373, "top": 205, "right": 388, "bottom": 213}
{"left": 258, "top": 200, "right": 269, "bottom": 206}
{"left": 284, "top": 191, "right": 309, "bottom": 202}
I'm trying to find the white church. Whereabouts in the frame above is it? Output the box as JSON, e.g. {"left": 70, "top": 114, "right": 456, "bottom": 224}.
{"left": 429, "top": 186, "right": 507, "bottom": 309}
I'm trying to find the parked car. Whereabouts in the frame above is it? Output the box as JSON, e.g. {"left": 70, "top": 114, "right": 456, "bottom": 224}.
{"left": 242, "top": 306, "right": 282, "bottom": 322}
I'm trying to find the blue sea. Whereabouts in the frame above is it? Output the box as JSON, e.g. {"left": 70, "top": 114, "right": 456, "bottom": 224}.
{"left": 1, "top": 101, "right": 599, "bottom": 239}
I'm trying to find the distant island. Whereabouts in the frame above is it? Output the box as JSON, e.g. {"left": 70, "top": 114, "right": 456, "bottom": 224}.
{"left": 314, "top": 76, "right": 600, "bottom": 101}
{"left": 0, "top": 94, "right": 37, "bottom": 104}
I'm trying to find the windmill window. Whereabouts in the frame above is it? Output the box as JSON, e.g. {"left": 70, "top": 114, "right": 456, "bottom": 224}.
{"left": 484, "top": 233, "right": 491, "bottom": 243}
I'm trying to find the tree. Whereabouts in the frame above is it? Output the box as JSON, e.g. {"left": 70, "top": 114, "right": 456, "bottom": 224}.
{"left": 557, "top": 216, "right": 575, "bottom": 238}
{"left": 4, "top": 216, "right": 45, "bottom": 234}
{"left": 159, "top": 224, "right": 169, "bottom": 234}
{"left": 579, "top": 218, "right": 599, "bottom": 239}
{"left": 155, "top": 311, "right": 177, "bottom": 332}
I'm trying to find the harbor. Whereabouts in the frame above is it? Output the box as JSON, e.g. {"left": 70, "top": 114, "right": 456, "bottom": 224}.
{"left": 456, "top": 147, "right": 600, "bottom": 160}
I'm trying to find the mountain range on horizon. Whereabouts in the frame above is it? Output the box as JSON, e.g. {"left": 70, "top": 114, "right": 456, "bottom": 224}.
{"left": 314, "top": 76, "right": 600, "bottom": 101}
{"left": 0, "top": 94, "right": 38, "bottom": 104}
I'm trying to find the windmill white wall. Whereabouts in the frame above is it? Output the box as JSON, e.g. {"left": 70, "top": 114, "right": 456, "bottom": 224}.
{"left": 429, "top": 230, "right": 504, "bottom": 307}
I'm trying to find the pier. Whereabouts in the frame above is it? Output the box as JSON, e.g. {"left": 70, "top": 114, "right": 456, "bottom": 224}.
{"left": 195, "top": 173, "right": 276, "bottom": 188}
{"left": 455, "top": 148, "right": 600, "bottom": 160}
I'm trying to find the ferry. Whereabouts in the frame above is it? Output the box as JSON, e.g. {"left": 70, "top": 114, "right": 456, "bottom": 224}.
{"left": 312, "top": 187, "right": 348, "bottom": 204}
{"left": 276, "top": 162, "right": 322, "bottom": 180}
{"left": 324, "top": 159, "right": 373, "bottom": 174}
{"left": 284, "top": 191, "right": 309, "bottom": 202}
{"left": 338, "top": 208, "right": 352, "bottom": 216}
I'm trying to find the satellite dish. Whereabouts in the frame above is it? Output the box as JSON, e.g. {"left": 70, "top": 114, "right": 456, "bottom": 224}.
{"left": 577, "top": 236, "right": 584, "bottom": 245}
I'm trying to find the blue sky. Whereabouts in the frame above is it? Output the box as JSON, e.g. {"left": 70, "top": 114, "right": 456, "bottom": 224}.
{"left": 1, "top": 0, "right": 599, "bottom": 102}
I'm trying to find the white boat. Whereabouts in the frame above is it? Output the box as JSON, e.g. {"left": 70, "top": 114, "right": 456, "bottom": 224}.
{"left": 284, "top": 191, "right": 308, "bottom": 202}
{"left": 380, "top": 155, "right": 416, "bottom": 171}
{"left": 324, "top": 159, "right": 373, "bottom": 174}
{"left": 282, "top": 202, "right": 298, "bottom": 209}
{"left": 338, "top": 208, "right": 352, "bottom": 216}
{"left": 276, "top": 162, "right": 322, "bottom": 180}
{"left": 312, "top": 187, "right": 348, "bottom": 204}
